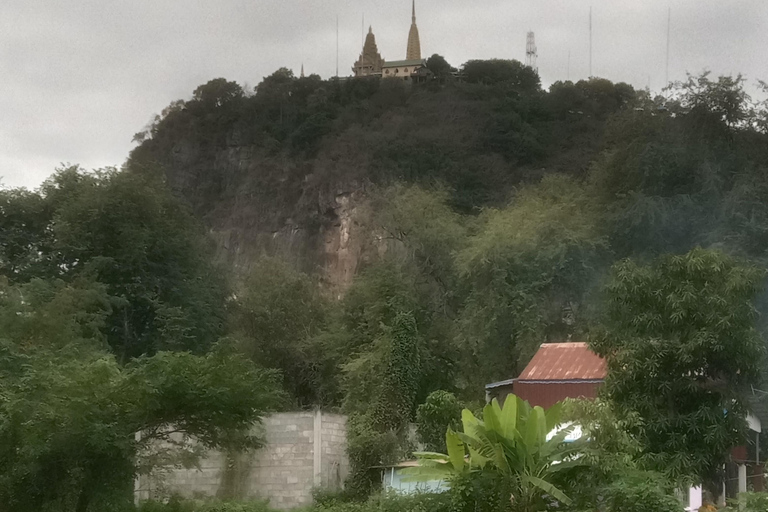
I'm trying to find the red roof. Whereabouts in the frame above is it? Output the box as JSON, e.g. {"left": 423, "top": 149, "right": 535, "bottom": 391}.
{"left": 517, "top": 342, "right": 606, "bottom": 381}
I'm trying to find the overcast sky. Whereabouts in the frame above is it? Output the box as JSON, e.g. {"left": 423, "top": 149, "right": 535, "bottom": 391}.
{"left": 2, "top": 0, "right": 766, "bottom": 189}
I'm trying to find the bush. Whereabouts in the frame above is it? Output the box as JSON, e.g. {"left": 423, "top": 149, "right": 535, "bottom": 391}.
{"left": 136, "top": 499, "right": 273, "bottom": 512}
{"left": 601, "top": 471, "right": 684, "bottom": 512}
{"left": 415, "top": 391, "right": 463, "bottom": 453}
{"left": 312, "top": 487, "right": 359, "bottom": 507}
{"left": 724, "top": 492, "right": 768, "bottom": 512}
{"left": 137, "top": 497, "right": 197, "bottom": 512}
{"left": 312, "top": 491, "right": 451, "bottom": 512}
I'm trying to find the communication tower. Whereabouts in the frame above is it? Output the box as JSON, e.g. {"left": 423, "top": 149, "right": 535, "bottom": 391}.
{"left": 525, "top": 31, "right": 537, "bottom": 72}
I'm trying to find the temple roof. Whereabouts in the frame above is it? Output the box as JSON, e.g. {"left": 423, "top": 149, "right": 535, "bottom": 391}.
{"left": 382, "top": 59, "right": 426, "bottom": 68}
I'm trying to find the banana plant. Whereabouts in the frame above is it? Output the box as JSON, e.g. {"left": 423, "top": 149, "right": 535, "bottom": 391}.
{"left": 405, "top": 394, "right": 585, "bottom": 511}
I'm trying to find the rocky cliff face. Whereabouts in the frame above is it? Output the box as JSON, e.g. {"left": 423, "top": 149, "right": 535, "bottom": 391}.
{"left": 132, "top": 86, "right": 511, "bottom": 293}
{"left": 206, "top": 186, "right": 373, "bottom": 296}
{"left": 129, "top": 80, "right": 600, "bottom": 292}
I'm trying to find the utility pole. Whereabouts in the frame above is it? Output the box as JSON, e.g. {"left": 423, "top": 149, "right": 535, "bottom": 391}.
{"left": 336, "top": 15, "right": 339, "bottom": 78}
{"left": 666, "top": 7, "right": 671, "bottom": 86}
{"left": 589, "top": 6, "right": 593, "bottom": 78}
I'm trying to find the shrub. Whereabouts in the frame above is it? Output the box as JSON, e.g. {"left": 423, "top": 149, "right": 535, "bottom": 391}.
{"left": 311, "top": 491, "right": 451, "bottom": 512}
{"left": 724, "top": 492, "right": 768, "bottom": 512}
{"left": 136, "top": 499, "right": 273, "bottom": 512}
{"left": 601, "top": 471, "right": 684, "bottom": 512}
{"left": 415, "top": 391, "right": 463, "bottom": 452}
{"left": 137, "top": 497, "right": 197, "bottom": 512}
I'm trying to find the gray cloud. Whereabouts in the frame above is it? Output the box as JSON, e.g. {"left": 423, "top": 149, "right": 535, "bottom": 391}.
{"left": 1, "top": 0, "right": 766, "bottom": 188}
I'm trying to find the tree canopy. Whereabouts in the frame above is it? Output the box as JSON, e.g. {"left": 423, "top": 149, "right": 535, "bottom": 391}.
{"left": 0, "top": 276, "right": 282, "bottom": 512}
{"left": 590, "top": 249, "right": 765, "bottom": 486}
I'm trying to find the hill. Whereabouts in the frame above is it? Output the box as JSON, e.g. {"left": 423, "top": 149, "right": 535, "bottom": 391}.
{"left": 128, "top": 62, "right": 636, "bottom": 292}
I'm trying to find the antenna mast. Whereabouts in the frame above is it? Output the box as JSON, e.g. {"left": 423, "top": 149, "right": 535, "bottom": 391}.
{"left": 525, "top": 31, "right": 538, "bottom": 72}
{"left": 665, "top": 7, "right": 671, "bottom": 85}
{"left": 336, "top": 15, "right": 339, "bottom": 78}
{"left": 589, "top": 6, "right": 593, "bottom": 77}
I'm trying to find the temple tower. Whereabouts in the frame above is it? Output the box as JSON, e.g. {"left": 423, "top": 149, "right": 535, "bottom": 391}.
{"left": 406, "top": 0, "right": 421, "bottom": 60}
{"left": 353, "top": 26, "right": 384, "bottom": 77}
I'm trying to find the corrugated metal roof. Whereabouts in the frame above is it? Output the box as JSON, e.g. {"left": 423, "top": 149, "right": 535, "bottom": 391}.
{"left": 517, "top": 342, "right": 606, "bottom": 381}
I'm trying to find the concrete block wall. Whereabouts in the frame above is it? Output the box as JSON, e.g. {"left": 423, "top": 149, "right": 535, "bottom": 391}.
{"left": 319, "top": 413, "right": 349, "bottom": 489}
{"left": 136, "top": 411, "right": 349, "bottom": 510}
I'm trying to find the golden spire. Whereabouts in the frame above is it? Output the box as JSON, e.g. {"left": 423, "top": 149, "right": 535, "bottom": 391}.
{"left": 406, "top": 0, "right": 421, "bottom": 60}
{"left": 352, "top": 26, "right": 384, "bottom": 76}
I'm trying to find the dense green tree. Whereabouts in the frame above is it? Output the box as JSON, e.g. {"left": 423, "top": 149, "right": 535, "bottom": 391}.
{"left": 416, "top": 390, "right": 463, "bottom": 452}
{"left": 590, "top": 249, "right": 765, "bottom": 490}
{"left": 192, "top": 78, "right": 244, "bottom": 108}
{"left": 462, "top": 59, "right": 540, "bottom": 93}
{"left": 0, "top": 188, "right": 57, "bottom": 281}
{"left": 372, "top": 184, "right": 467, "bottom": 299}
{"left": 230, "top": 257, "right": 330, "bottom": 407}
{"left": 426, "top": 54, "right": 453, "bottom": 80}
{"left": 0, "top": 166, "right": 228, "bottom": 360}
{"left": 0, "top": 277, "right": 282, "bottom": 512}
{"left": 343, "top": 311, "right": 422, "bottom": 497}
{"left": 457, "top": 175, "right": 608, "bottom": 392}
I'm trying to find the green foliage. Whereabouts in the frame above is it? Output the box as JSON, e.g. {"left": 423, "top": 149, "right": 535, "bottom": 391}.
{"left": 461, "top": 59, "right": 540, "bottom": 92}
{"left": 137, "top": 498, "right": 274, "bottom": 512}
{"left": 457, "top": 175, "right": 608, "bottom": 388}
{"left": 0, "top": 277, "right": 282, "bottom": 512}
{"left": 0, "top": 166, "right": 227, "bottom": 360}
{"left": 408, "top": 395, "right": 584, "bottom": 512}
{"left": 0, "top": 188, "right": 57, "bottom": 281}
{"left": 723, "top": 492, "right": 768, "bottom": 512}
{"left": 590, "top": 248, "right": 765, "bottom": 485}
{"left": 425, "top": 54, "right": 454, "bottom": 80}
{"left": 373, "top": 184, "right": 467, "bottom": 293}
{"left": 340, "top": 260, "right": 454, "bottom": 415}
{"left": 312, "top": 491, "right": 452, "bottom": 512}
{"left": 230, "top": 257, "right": 330, "bottom": 407}
{"left": 8, "top": 67, "right": 768, "bottom": 508}
{"left": 374, "top": 312, "right": 422, "bottom": 431}
{"left": 344, "top": 311, "right": 422, "bottom": 497}
{"left": 416, "top": 391, "right": 463, "bottom": 452}
{"left": 601, "top": 470, "right": 684, "bottom": 512}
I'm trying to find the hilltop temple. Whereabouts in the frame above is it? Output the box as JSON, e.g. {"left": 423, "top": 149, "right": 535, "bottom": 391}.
{"left": 352, "top": 1, "right": 428, "bottom": 80}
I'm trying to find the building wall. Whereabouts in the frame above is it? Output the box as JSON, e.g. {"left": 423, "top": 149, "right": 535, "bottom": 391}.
{"left": 135, "top": 411, "right": 348, "bottom": 510}
{"left": 512, "top": 381, "right": 602, "bottom": 409}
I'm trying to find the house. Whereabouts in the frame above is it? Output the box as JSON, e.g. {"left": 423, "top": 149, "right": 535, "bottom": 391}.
{"left": 485, "top": 341, "right": 765, "bottom": 510}
{"left": 484, "top": 342, "right": 606, "bottom": 408}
